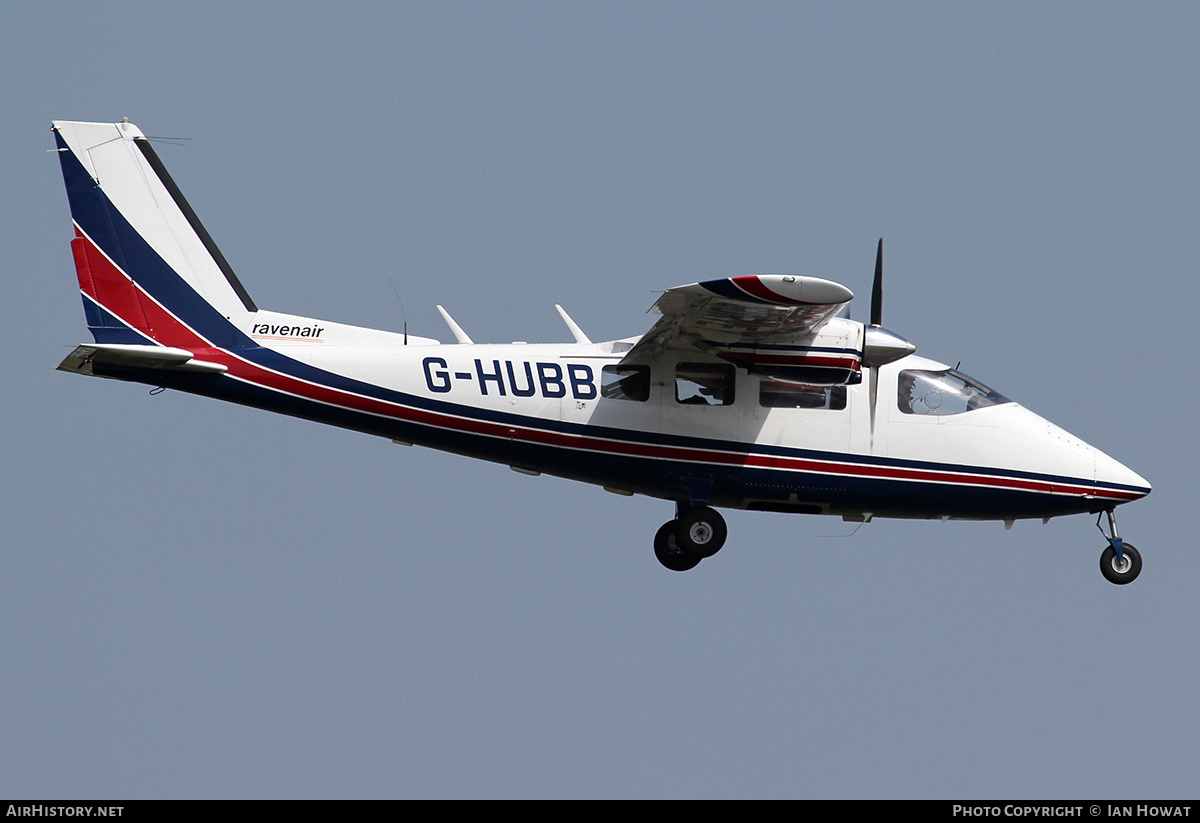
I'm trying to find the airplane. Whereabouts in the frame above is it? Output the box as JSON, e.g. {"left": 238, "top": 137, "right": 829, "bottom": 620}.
{"left": 49, "top": 119, "right": 1152, "bottom": 583}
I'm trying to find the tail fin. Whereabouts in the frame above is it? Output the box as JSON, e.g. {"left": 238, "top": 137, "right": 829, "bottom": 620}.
{"left": 53, "top": 120, "right": 256, "bottom": 349}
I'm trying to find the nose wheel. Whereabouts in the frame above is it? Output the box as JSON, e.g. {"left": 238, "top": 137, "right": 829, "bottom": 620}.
{"left": 653, "top": 505, "right": 727, "bottom": 571}
{"left": 1100, "top": 542, "right": 1142, "bottom": 585}
{"left": 1097, "top": 509, "right": 1142, "bottom": 585}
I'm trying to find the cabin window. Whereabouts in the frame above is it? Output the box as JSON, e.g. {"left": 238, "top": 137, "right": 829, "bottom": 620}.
{"left": 759, "top": 380, "right": 846, "bottom": 410}
{"left": 676, "top": 363, "right": 735, "bottom": 405}
{"left": 897, "top": 368, "right": 1010, "bottom": 415}
{"left": 601, "top": 365, "right": 650, "bottom": 402}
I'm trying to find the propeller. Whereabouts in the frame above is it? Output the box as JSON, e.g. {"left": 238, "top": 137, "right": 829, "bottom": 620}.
{"left": 861, "top": 239, "right": 915, "bottom": 447}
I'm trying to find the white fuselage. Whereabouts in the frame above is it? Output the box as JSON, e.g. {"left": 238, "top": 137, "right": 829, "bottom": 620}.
{"left": 226, "top": 311, "right": 1146, "bottom": 522}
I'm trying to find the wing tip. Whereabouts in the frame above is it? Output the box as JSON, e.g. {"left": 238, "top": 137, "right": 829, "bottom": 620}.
{"left": 705, "top": 275, "right": 853, "bottom": 306}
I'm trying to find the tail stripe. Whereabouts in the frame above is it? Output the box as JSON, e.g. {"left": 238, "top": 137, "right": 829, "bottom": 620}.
{"left": 71, "top": 233, "right": 150, "bottom": 331}
{"left": 57, "top": 134, "right": 252, "bottom": 350}
{"left": 79, "top": 295, "right": 156, "bottom": 345}
{"left": 73, "top": 228, "right": 231, "bottom": 351}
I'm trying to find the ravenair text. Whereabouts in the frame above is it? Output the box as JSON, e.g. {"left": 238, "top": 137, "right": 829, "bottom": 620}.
{"left": 423, "top": 357, "right": 597, "bottom": 400}
{"left": 251, "top": 322, "right": 325, "bottom": 339}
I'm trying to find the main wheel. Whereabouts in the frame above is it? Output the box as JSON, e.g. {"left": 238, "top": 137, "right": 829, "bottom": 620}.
{"left": 1100, "top": 542, "right": 1142, "bottom": 585}
{"left": 675, "top": 506, "right": 728, "bottom": 558}
{"left": 654, "top": 521, "right": 701, "bottom": 571}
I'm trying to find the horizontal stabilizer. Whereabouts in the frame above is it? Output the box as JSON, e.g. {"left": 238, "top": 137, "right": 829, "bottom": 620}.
{"left": 57, "top": 343, "right": 228, "bottom": 378}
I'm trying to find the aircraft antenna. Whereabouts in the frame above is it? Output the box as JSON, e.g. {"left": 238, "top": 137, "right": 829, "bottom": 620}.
{"left": 142, "top": 135, "right": 194, "bottom": 148}
{"left": 388, "top": 278, "right": 410, "bottom": 345}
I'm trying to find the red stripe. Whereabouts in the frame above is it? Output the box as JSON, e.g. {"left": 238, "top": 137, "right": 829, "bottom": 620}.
{"left": 73, "top": 228, "right": 151, "bottom": 330}
{"left": 81, "top": 238, "right": 1139, "bottom": 505}
{"left": 721, "top": 353, "right": 861, "bottom": 369}
{"left": 729, "top": 276, "right": 814, "bottom": 305}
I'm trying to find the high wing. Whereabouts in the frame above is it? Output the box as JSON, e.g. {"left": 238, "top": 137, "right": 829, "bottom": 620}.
{"left": 623, "top": 274, "right": 862, "bottom": 385}
{"left": 628, "top": 274, "right": 853, "bottom": 354}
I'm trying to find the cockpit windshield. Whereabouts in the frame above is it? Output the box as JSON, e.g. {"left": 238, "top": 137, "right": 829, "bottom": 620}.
{"left": 896, "top": 368, "right": 1010, "bottom": 416}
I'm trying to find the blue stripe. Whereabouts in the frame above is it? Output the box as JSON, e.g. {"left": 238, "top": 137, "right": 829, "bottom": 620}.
{"left": 82, "top": 297, "right": 154, "bottom": 345}
{"left": 57, "top": 131, "right": 131, "bottom": 276}
{"left": 109, "top": 366, "right": 1121, "bottom": 519}
{"left": 699, "top": 278, "right": 774, "bottom": 304}
{"left": 232, "top": 344, "right": 1149, "bottom": 494}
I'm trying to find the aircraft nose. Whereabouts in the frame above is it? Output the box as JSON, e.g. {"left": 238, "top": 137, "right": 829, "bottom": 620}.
{"left": 1095, "top": 449, "right": 1151, "bottom": 503}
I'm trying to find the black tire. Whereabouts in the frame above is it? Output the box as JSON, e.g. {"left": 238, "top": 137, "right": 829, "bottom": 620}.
{"left": 675, "top": 506, "right": 728, "bottom": 558}
{"left": 654, "top": 520, "right": 701, "bottom": 571}
{"left": 1100, "top": 542, "right": 1142, "bottom": 585}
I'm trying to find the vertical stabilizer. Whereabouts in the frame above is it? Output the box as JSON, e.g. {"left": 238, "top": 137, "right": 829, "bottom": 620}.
{"left": 53, "top": 120, "right": 255, "bottom": 349}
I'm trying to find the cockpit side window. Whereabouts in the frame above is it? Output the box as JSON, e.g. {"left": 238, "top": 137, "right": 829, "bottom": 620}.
{"left": 896, "top": 369, "right": 1010, "bottom": 415}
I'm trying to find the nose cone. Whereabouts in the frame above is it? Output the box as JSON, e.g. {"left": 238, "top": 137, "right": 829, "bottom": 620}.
{"left": 989, "top": 405, "right": 1150, "bottom": 512}
{"left": 1094, "top": 448, "right": 1152, "bottom": 504}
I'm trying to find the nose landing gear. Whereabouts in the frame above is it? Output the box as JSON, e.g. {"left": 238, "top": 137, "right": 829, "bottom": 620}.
{"left": 1097, "top": 509, "right": 1142, "bottom": 585}
{"left": 653, "top": 505, "right": 727, "bottom": 571}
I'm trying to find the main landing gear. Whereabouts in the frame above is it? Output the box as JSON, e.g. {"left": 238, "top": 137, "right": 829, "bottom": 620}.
{"left": 1097, "top": 509, "right": 1142, "bottom": 585}
{"left": 654, "top": 504, "right": 728, "bottom": 572}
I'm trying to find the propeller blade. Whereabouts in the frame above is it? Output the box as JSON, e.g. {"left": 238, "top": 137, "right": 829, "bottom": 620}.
{"left": 870, "top": 238, "right": 883, "bottom": 327}
{"left": 867, "top": 238, "right": 886, "bottom": 449}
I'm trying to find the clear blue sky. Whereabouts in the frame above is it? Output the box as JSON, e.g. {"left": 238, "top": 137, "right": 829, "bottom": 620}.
{"left": 2, "top": 1, "right": 1197, "bottom": 798}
